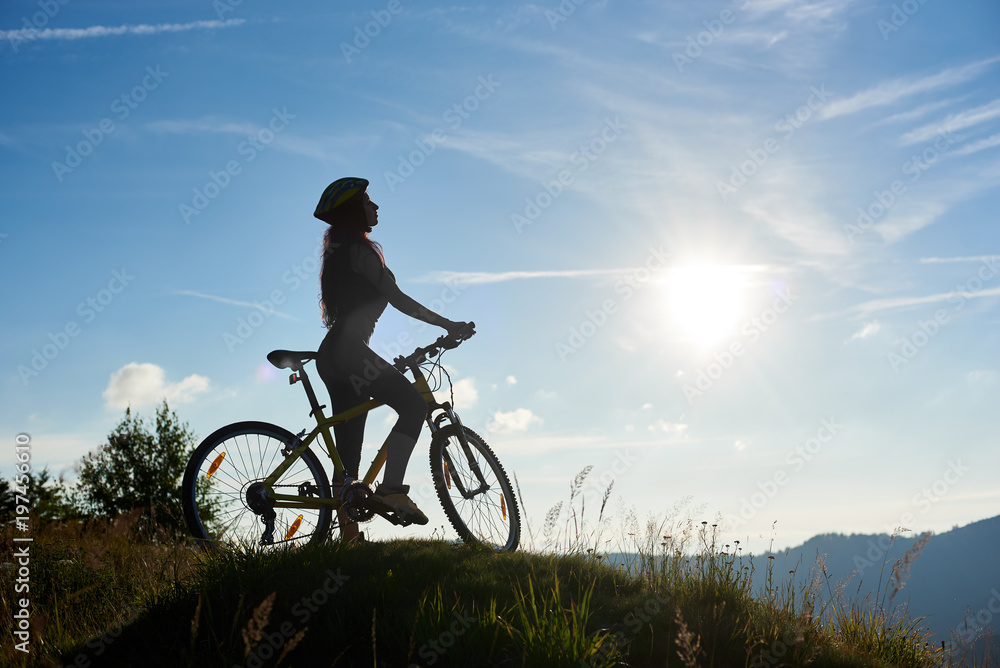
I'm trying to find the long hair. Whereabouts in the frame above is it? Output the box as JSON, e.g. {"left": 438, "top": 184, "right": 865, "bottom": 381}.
{"left": 318, "top": 199, "right": 384, "bottom": 328}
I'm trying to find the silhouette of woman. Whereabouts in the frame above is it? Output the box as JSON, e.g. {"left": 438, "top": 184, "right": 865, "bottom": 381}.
{"left": 313, "top": 177, "right": 469, "bottom": 540}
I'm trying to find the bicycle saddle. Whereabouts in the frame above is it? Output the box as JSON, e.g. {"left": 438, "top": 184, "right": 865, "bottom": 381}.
{"left": 266, "top": 350, "right": 318, "bottom": 370}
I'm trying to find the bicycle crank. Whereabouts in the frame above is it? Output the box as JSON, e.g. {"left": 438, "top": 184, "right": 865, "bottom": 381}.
{"left": 339, "top": 480, "right": 376, "bottom": 523}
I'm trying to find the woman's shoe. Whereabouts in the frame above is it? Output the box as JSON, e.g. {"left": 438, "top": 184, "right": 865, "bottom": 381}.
{"left": 370, "top": 484, "right": 429, "bottom": 525}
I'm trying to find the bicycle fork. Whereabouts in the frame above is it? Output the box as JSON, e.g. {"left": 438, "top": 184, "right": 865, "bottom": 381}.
{"left": 433, "top": 406, "right": 491, "bottom": 499}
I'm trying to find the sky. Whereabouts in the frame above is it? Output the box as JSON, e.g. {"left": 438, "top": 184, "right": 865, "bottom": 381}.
{"left": 2, "top": 0, "right": 999, "bottom": 554}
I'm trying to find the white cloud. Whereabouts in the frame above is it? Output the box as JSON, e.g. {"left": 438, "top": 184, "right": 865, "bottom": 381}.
{"left": 103, "top": 363, "right": 210, "bottom": 410}
{"left": 820, "top": 56, "right": 1000, "bottom": 120}
{"left": 488, "top": 408, "right": 542, "bottom": 433}
{"left": 734, "top": 439, "right": 749, "bottom": 451}
{"left": 506, "top": 375, "right": 517, "bottom": 385}
{"left": 847, "top": 321, "right": 881, "bottom": 342}
{"left": 1, "top": 19, "right": 244, "bottom": 43}
{"left": 451, "top": 378, "right": 478, "bottom": 408}
{"left": 648, "top": 420, "right": 688, "bottom": 434}
{"left": 966, "top": 370, "right": 997, "bottom": 385}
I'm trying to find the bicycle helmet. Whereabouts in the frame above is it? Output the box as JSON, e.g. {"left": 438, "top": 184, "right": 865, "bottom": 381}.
{"left": 314, "top": 177, "right": 369, "bottom": 222}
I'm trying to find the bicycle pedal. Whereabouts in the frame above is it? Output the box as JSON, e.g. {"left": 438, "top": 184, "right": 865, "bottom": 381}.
{"left": 376, "top": 509, "right": 411, "bottom": 527}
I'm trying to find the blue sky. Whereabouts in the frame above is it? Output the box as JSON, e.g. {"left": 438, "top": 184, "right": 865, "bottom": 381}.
{"left": 2, "top": 0, "right": 999, "bottom": 552}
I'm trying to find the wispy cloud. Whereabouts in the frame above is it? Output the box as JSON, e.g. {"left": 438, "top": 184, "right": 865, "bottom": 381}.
{"left": 720, "top": 29, "right": 789, "bottom": 48}
{"left": 172, "top": 290, "right": 298, "bottom": 320}
{"left": 416, "top": 268, "right": 645, "bottom": 285}
{"left": 739, "top": 168, "right": 853, "bottom": 258}
{"left": 419, "top": 262, "right": 782, "bottom": 285}
{"left": 920, "top": 255, "right": 1000, "bottom": 264}
{"left": 145, "top": 117, "right": 334, "bottom": 161}
{"left": 876, "top": 172, "right": 1000, "bottom": 244}
{"left": 900, "top": 99, "right": 1000, "bottom": 146}
{"left": 952, "top": 131, "right": 1000, "bottom": 157}
{"left": 820, "top": 56, "right": 1000, "bottom": 120}
{"left": 1, "top": 19, "right": 245, "bottom": 43}
{"left": 874, "top": 99, "right": 962, "bottom": 126}
{"left": 814, "top": 286, "right": 1000, "bottom": 321}
{"left": 782, "top": 0, "right": 858, "bottom": 22}
{"left": 145, "top": 118, "right": 259, "bottom": 135}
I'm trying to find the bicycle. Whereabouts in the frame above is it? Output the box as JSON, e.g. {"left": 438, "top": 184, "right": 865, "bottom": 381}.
{"left": 181, "top": 325, "right": 521, "bottom": 552}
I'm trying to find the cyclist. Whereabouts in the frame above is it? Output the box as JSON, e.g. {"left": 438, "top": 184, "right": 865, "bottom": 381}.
{"left": 312, "top": 177, "right": 470, "bottom": 540}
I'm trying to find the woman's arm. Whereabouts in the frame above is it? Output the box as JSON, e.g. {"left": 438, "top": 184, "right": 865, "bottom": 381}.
{"left": 351, "top": 244, "right": 463, "bottom": 331}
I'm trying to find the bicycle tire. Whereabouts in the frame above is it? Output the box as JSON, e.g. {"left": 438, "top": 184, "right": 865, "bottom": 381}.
{"left": 182, "top": 421, "right": 333, "bottom": 549}
{"left": 429, "top": 424, "right": 520, "bottom": 552}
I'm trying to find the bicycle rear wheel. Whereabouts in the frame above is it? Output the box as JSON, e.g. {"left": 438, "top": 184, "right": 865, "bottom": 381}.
{"left": 429, "top": 424, "right": 520, "bottom": 552}
{"left": 182, "top": 421, "right": 333, "bottom": 549}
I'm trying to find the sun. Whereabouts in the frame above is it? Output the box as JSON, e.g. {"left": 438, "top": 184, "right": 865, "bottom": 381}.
{"left": 666, "top": 265, "right": 748, "bottom": 344}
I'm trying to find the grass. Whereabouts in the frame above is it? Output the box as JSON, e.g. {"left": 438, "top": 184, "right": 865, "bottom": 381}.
{"left": 2, "top": 471, "right": 998, "bottom": 667}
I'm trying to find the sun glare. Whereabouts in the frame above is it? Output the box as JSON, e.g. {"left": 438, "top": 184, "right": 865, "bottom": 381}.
{"left": 667, "top": 265, "right": 748, "bottom": 344}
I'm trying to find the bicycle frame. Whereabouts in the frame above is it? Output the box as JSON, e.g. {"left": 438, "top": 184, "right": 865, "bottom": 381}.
{"left": 260, "top": 352, "right": 468, "bottom": 511}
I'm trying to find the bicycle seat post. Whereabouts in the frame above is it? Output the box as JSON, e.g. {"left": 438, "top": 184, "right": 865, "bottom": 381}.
{"left": 294, "top": 365, "right": 327, "bottom": 420}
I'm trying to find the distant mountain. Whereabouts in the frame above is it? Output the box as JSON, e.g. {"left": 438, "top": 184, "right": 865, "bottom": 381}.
{"left": 601, "top": 515, "right": 1000, "bottom": 651}
{"left": 757, "top": 515, "right": 1000, "bottom": 648}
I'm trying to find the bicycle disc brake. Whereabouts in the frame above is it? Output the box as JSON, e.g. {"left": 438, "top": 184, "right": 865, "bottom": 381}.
{"left": 340, "top": 480, "right": 376, "bottom": 523}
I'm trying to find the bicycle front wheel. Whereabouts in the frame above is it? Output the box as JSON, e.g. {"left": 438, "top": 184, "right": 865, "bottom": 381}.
{"left": 182, "top": 421, "right": 333, "bottom": 550}
{"left": 429, "top": 424, "right": 520, "bottom": 552}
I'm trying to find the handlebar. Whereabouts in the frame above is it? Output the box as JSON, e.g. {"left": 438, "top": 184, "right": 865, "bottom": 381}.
{"left": 392, "top": 321, "right": 476, "bottom": 372}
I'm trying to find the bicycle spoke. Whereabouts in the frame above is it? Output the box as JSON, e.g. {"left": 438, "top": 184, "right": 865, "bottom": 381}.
{"left": 431, "top": 425, "right": 519, "bottom": 551}
{"left": 183, "top": 423, "right": 332, "bottom": 551}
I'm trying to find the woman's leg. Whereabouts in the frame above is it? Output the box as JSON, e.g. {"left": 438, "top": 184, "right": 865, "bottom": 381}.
{"left": 325, "top": 377, "right": 367, "bottom": 478}
{"left": 317, "top": 333, "right": 369, "bottom": 541}
{"left": 317, "top": 333, "right": 426, "bottom": 487}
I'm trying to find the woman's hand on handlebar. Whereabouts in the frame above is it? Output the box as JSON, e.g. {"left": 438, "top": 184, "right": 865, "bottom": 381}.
{"left": 444, "top": 320, "right": 475, "bottom": 340}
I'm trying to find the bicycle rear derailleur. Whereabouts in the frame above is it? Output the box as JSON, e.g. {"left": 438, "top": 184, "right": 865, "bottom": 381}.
{"left": 245, "top": 481, "right": 277, "bottom": 544}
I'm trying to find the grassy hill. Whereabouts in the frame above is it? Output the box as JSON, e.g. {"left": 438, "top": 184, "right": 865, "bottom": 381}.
{"left": 6, "top": 514, "right": 992, "bottom": 667}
